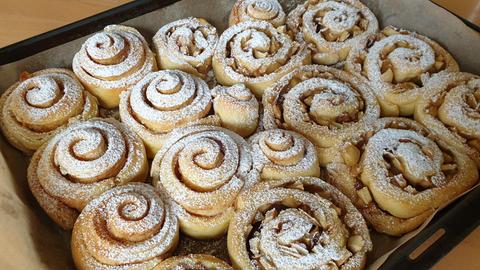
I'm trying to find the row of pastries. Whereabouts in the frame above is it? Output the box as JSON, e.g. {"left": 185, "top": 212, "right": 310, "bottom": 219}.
{"left": 0, "top": 0, "right": 478, "bottom": 269}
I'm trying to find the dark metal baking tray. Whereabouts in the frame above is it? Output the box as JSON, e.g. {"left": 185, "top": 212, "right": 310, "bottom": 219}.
{"left": 0, "top": 0, "right": 478, "bottom": 269}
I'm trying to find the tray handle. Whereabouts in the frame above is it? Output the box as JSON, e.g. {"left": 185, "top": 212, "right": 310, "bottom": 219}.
{"left": 380, "top": 185, "right": 480, "bottom": 269}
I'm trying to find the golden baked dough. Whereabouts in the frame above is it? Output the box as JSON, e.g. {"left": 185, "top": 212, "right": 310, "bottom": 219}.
{"left": 229, "top": 177, "right": 372, "bottom": 270}
{"left": 415, "top": 72, "right": 480, "bottom": 167}
{"left": 72, "top": 183, "right": 179, "bottom": 270}
{"left": 324, "top": 118, "right": 478, "bottom": 236}
{"left": 249, "top": 129, "right": 320, "bottom": 180}
{"left": 213, "top": 20, "right": 311, "bottom": 98}
{"left": 287, "top": 0, "right": 379, "bottom": 65}
{"left": 345, "top": 26, "right": 459, "bottom": 116}
{"left": 154, "top": 254, "right": 232, "bottom": 270}
{"left": 119, "top": 70, "right": 218, "bottom": 158}
{"left": 27, "top": 118, "right": 148, "bottom": 229}
{"left": 73, "top": 25, "right": 157, "bottom": 108}
{"left": 263, "top": 64, "right": 380, "bottom": 165}
{"left": 151, "top": 125, "right": 257, "bottom": 240}
{"left": 153, "top": 18, "right": 218, "bottom": 79}
{"left": 212, "top": 84, "right": 259, "bottom": 137}
{"left": 0, "top": 68, "right": 98, "bottom": 154}
{"left": 229, "top": 0, "right": 286, "bottom": 27}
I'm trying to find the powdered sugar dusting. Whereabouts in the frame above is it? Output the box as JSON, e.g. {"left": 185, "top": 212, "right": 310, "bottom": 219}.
{"left": 249, "top": 129, "right": 320, "bottom": 179}
{"left": 229, "top": 177, "right": 371, "bottom": 269}
{"left": 0, "top": 68, "right": 98, "bottom": 154}
{"left": 72, "top": 25, "right": 156, "bottom": 91}
{"left": 28, "top": 118, "right": 148, "bottom": 230}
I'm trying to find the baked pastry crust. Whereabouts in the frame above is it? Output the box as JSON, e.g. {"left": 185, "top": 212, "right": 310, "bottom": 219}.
{"left": 0, "top": 68, "right": 98, "bottom": 154}
{"left": 249, "top": 129, "right": 320, "bottom": 180}
{"left": 263, "top": 64, "right": 380, "bottom": 165}
{"left": 287, "top": 0, "right": 379, "bottom": 65}
{"left": 153, "top": 254, "right": 232, "bottom": 270}
{"left": 324, "top": 117, "right": 478, "bottom": 235}
{"left": 213, "top": 20, "right": 311, "bottom": 98}
{"left": 415, "top": 72, "right": 480, "bottom": 167}
{"left": 229, "top": 0, "right": 286, "bottom": 27}
{"left": 27, "top": 118, "right": 148, "bottom": 229}
{"left": 151, "top": 125, "right": 257, "bottom": 239}
{"left": 229, "top": 176, "right": 372, "bottom": 270}
{"left": 212, "top": 84, "right": 259, "bottom": 137}
{"left": 71, "top": 183, "right": 179, "bottom": 270}
{"left": 119, "top": 70, "right": 218, "bottom": 158}
{"left": 345, "top": 26, "right": 459, "bottom": 116}
{"left": 73, "top": 25, "right": 157, "bottom": 108}
{"left": 153, "top": 18, "right": 218, "bottom": 79}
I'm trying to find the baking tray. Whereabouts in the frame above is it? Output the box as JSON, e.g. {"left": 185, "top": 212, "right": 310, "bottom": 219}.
{"left": 0, "top": 0, "right": 478, "bottom": 269}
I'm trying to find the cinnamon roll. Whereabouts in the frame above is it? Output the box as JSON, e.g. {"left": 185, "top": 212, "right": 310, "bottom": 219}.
{"left": 154, "top": 254, "right": 232, "bottom": 270}
{"left": 119, "top": 70, "right": 217, "bottom": 158}
{"left": 212, "top": 84, "right": 259, "bottom": 137}
{"left": 213, "top": 20, "right": 311, "bottom": 98}
{"left": 73, "top": 25, "right": 157, "bottom": 108}
{"left": 0, "top": 68, "right": 98, "bottom": 154}
{"left": 229, "top": 177, "right": 372, "bottom": 270}
{"left": 72, "top": 183, "right": 179, "bottom": 270}
{"left": 415, "top": 72, "right": 480, "bottom": 167}
{"left": 151, "top": 125, "right": 257, "bottom": 239}
{"left": 249, "top": 129, "right": 320, "bottom": 180}
{"left": 27, "top": 118, "right": 148, "bottom": 229}
{"left": 229, "top": 0, "right": 286, "bottom": 27}
{"left": 287, "top": 0, "right": 379, "bottom": 65}
{"left": 153, "top": 18, "right": 218, "bottom": 79}
{"left": 263, "top": 64, "right": 380, "bottom": 165}
{"left": 324, "top": 118, "right": 478, "bottom": 236}
{"left": 345, "top": 26, "right": 459, "bottom": 116}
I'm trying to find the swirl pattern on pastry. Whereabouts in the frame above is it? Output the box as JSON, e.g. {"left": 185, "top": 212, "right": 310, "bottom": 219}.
{"left": 153, "top": 18, "right": 218, "bottom": 79}
{"left": 415, "top": 72, "right": 480, "bottom": 167}
{"left": 263, "top": 64, "right": 380, "bottom": 165}
{"left": 27, "top": 118, "right": 148, "bottom": 229}
{"left": 213, "top": 20, "right": 311, "bottom": 97}
{"left": 212, "top": 84, "right": 259, "bottom": 137}
{"left": 151, "top": 125, "right": 256, "bottom": 239}
{"left": 229, "top": 0, "right": 286, "bottom": 27}
{"left": 154, "top": 254, "right": 232, "bottom": 270}
{"left": 0, "top": 68, "right": 98, "bottom": 154}
{"left": 249, "top": 129, "right": 320, "bottom": 180}
{"left": 119, "top": 70, "right": 216, "bottom": 158}
{"left": 324, "top": 118, "right": 478, "bottom": 235}
{"left": 345, "top": 26, "right": 459, "bottom": 116}
{"left": 73, "top": 25, "right": 157, "bottom": 108}
{"left": 72, "top": 183, "right": 179, "bottom": 270}
{"left": 287, "top": 0, "right": 378, "bottom": 65}
{"left": 229, "top": 177, "right": 372, "bottom": 270}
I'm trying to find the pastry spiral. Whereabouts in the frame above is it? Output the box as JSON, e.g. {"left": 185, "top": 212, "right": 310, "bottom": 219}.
{"left": 263, "top": 64, "right": 380, "bottom": 165}
{"left": 153, "top": 18, "right": 218, "bottom": 79}
{"left": 213, "top": 20, "right": 311, "bottom": 98}
{"left": 119, "top": 70, "right": 217, "bottom": 158}
{"left": 212, "top": 84, "right": 259, "bottom": 137}
{"left": 415, "top": 72, "right": 480, "bottom": 167}
{"left": 229, "top": 177, "right": 372, "bottom": 270}
{"left": 0, "top": 68, "right": 98, "bottom": 154}
{"left": 287, "top": 0, "right": 378, "bottom": 65}
{"left": 73, "top": 25, "right": 157, "bottom": 108}
{"left": 229, "top": 0, "right": 286, "bottom": 27}
{"left": 249, "top": 129, "right": 320, "bottom": 180}
{"left": 345, "top": 26, "right": 459, "bottom": 116}
{"left": 72, "top": 183, "right": 179, "bottom": 270}
{"left": 324, "top": 118, "right": 478, "bottom": 235}
{"left": 154, "top": 254, "right": 232, "bottom": 270}
{"left": 27, "top": 118, "right": 148, "bottom": 229}
{"left": 151, "top": 125, "right": 256, "bottom": 239}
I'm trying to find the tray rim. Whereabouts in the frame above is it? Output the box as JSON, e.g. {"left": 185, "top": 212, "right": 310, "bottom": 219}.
{"left": 0, "top": 0, "right": 478, "bottom": 269}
